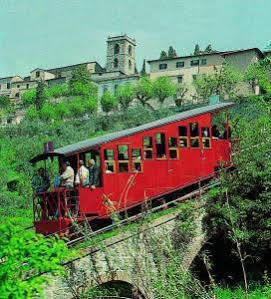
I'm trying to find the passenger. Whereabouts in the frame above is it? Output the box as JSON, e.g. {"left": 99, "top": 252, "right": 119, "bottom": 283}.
{"left": 212, "top": 125, "right": 220, "bottom": 138}
{"left": 88, "top": 159, "right": 100, "bottom": 189}
{"left": 32, "top": 167, "right": 50, "bottom": 193}
{"left": 75, "top": 160, "right": 89, "bottom": 187}
{"left": 222, "top": 123, "right": 232, "bottom": 139}
{"left": 60, "top": 161, "right": 74, "bottom": 188}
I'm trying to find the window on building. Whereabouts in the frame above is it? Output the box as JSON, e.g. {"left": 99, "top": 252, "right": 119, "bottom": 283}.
{"left": 26, "top": 84, "right": 29, "bottom": 89}
{"left": 128, "top": 45, "right": 132, "bottom": 55}
{"left": 176, "top": 61, "right": 184, "bottom": 68}
{"left": 201, "top": 59, "right": 207, "bottom": 65}
{"left": 104, "top": 149, "right": 115, "bottom": 173}
{"left": 178, "top": 126, "right": 188, "bottom": 148}
{"left": 143, "top": 136, "right": 153, "bottom": 159}
{"left": 129, "top": 60, "right": 132, "bottom": 69}
{"left": 17, "top": 85, "right": 20, "bottom": 88}
{"left": 202, "top": 127, "right": 211, "bottom": 149}
{"left": 36, "top": 71, "right": 40, "bottom": 78}
{"left": 114, "top": 58, "right": 119, "bottom": 68}
{"left": 190, "top": 60, "right": 199, "bottom": 66}
{"left": 155, "top": 133, "right": 166, "bottom": 159}
{"left": 177, "top": 76, "right": 183, "bottom": 83}
{"left": 15, "top": 92, "right": 20, "bottom": 98}
{"left": 7, "top": 83, "right": 10, "bottom": 89}
{"left": 159, "top": 63, "right": 167, "bottom": 70}
{"left": 190, "top": 122, "right": 200, "bottom": 148}
{"left": 132, "top": 149, "right": 142, "bottom": 172}
{"left": 118, "top": 145, "right": 129, "bottom": 173}
{"left": 0, "top": 84, "right": 1, "bottom": 90}
{"left": 168, "top": 137, "right": 178, "bottom": 159}
{"left": 114, "top": 44, "right": 120, "bottom": 54}
{"left": 192, "top": 75, "right": 197, "bottom": 81}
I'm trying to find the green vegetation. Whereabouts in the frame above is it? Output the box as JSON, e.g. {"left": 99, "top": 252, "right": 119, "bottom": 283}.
{"left": 0, "top": 222, "right": 69, "bottom": 298}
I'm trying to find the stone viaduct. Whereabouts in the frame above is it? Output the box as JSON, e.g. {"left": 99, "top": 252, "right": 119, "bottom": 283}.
{"left": 44, "top": 203, "right": 205, "bottom": 299}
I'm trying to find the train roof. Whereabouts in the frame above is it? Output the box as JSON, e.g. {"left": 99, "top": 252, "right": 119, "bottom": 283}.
{"left": 54, "top": 102, "right": 234, "bottom": 157}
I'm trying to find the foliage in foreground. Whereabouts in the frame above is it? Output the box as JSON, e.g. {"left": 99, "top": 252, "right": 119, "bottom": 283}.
{"left": 0, "top": 222, "right": 69, "bottom": 298}
{"left": 203, "top": 97, "right": 271, "bottom": 287}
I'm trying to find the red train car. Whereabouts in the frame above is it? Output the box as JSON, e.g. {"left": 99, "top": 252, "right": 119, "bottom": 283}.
{"left": 30, "top": 102, "right": 234, "bottom": 235}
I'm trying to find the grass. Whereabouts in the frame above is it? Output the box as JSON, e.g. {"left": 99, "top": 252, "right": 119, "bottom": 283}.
{"left": 213, "top": 283, "right": 271, "bottom": 299}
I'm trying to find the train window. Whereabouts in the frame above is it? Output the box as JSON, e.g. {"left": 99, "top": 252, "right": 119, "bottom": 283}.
{"left": 118, "top": 145, "right": 129, "bottom": 173}
{"left": 202, "top": 127, "right": 211, "bottom": 149}
{"left": 190, "top": 122, "right": 200, "bottom": 148}
{"left": 132, "top": 149, "right": 142, "bottom": 172}
{"left": 104, "top": 149, "right": 115, "bottom": 173}
{"left": 156, "top": 133, "right": 166, "bottom": 159}
{"left": 168, "top": 137, "right": 178, "bottom": 159}
{"left": 178, "top": 126, "right": 188, "bottom": 148}
{"left": 143, "top": 136, "right": 153, "bottom": 159}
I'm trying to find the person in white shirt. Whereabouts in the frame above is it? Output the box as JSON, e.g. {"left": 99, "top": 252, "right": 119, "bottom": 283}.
{"left": 75, "top": 160, "right": 89, "bottom": 187}
{"left": 60, "top": 161, "right": 74, "bottom": 188}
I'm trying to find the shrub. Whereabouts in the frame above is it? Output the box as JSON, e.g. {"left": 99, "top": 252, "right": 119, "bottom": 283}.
{"left": 21, "top": 90, "right": 36, "bottom": 107}
{"left": 100, "top": 90, "right": 118, "bottom": 113}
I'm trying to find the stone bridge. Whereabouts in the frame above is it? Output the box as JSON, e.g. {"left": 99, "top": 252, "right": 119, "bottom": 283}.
{"left": 44, "top": 203, "right": 205, "bottom": 299}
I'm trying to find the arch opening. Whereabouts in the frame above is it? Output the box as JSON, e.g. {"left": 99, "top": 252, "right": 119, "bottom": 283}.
{"left": 84, "top": 280, "right": 145, "bottom": 299}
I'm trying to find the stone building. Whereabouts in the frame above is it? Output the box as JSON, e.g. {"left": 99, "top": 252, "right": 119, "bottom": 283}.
{"left": 0, "top": 34, "right": 139, "bottom": 102}
{"left": 147, "top": 48, "right": 264, "bottom": 102}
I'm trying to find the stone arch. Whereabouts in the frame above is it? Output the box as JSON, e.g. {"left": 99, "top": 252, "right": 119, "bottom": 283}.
{"left": 96, "top": 271, "right": 147, "bottom": 299}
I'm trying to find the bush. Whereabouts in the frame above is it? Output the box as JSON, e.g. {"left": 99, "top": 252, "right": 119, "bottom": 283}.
{"left": 21, "top": 90, "right": 36, "bottom": 107}
{"left": 46, "top": 83, "right": 69, "bottom": 98}
{"left": 100, "top": 90, "right": 118, "bottom": 113}
{"left": 0, "top": 222, "right": 69, "bottom": 298}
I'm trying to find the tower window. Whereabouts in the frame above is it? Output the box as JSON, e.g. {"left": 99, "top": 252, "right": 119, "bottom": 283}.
{"left": 128, "top": 45, "right": 132, "bottom": 55}
{"left": 129, "top": 60, "right": 132, "bottom": 69}
{"left": 114, "top": 44, "right": 120, "bottom": 54}
{"left": 114, "top": 58, "right": 119, "bottom": 68}
{"left": 36, "top": 71, "right": 40, "bottom": 78}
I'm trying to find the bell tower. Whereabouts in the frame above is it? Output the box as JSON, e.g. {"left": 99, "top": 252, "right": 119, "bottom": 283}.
{"left": 106, "top": 34, "right": 136, "bottom": 75}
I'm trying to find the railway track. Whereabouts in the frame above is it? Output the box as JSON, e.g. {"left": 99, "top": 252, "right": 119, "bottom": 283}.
{"left": 66, "top": 179, "right": 219, "bottom": 248}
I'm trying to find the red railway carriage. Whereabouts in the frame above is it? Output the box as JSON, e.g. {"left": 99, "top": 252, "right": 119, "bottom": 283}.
{"left": 30, "top": 102, "right": 234, "bottom": 235}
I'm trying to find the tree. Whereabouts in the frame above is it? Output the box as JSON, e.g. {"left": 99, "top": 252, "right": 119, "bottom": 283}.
{"left": 245, "top": 57, "right": 271, "bottom": 94}
{"left": 194, "top": 44, "right": 200, "bottom": 55}
{"left": 204, "top": 99, "right": 271, "bottom": 285}
{"left": 174, "top": 84, "right": 189, "bottom": 107}
{"left": 205, "top": 44, "right": 213, "bottom": 53}
{"left": 193, "top": 63, "right": 244, "bottom": 100}
{"left": 0, "top": 95, "right": 10, "bottom": 110}
{"left": 160, "top": 51, "right": 167, "bottom": 59}
{"left": 35, "top": 80, "right": 47, "bottom": 110}
{"left": 168, "top": 46, "right": 177, "bottom": 58}
{"left": 0, "top": 222, "right": 69, "bottom": 298}
{"left": 133, "top": 76, "right": 154, "bottom": 108}
{"left": 140, "top": 59, "right": 147, "bottom": 76}
{"left": 152, "top": 76, "right": 177, "bottom": 106}
{"left": 21, "top": 89, "right": 36, "bottom": 107}
{"left": 100, "top": 90, "right": 118, "bottom": 113}
{"left": 115, "top": 83, "right": 135, "bottom": 110}
{"left": 69, "top": 65, "right": 92, "bottom": 87}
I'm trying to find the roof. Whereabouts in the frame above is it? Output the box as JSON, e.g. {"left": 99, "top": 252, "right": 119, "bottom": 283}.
{"left": 54, "top": 102, "right": 234, "bottom": 157}
{"left": 46, "top": 61, "right": 103, "bottom": 72}
{"left": 147, "top": 48, "right": 263, "bottom": 63}
{"left": 0, "top": 75, "right": 23, "bottom": 81}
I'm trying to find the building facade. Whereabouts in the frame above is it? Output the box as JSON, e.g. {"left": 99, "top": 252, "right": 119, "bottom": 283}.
{"left": 147, "top": 48, "right": 264, "bottom": 102}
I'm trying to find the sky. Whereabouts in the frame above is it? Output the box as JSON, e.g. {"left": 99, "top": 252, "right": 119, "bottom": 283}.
{"left": 1, "top": 0, "right": 271, "bottom": 77}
